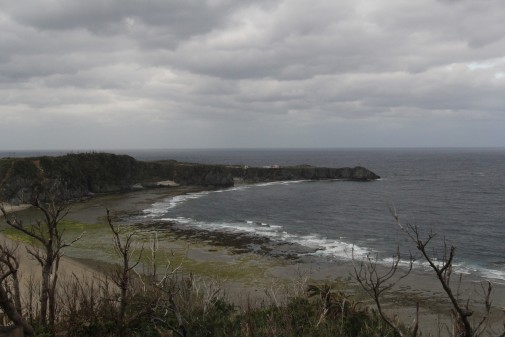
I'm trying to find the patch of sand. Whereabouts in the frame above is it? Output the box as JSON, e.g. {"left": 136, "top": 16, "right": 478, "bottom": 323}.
{"left": 0, "top": 234, "right": 104, "bottom": 298}
{"left": 0, "top": 204, "right": 32, "bottom": 214}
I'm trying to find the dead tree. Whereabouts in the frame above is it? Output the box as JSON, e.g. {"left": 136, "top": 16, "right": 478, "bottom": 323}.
{"left": 106, "top": 211, "right": 189, "bottom": 337}
{"left": 106, "top": 209, "right": 143, "bottom": 337}
{"left": 353, "top": 247, "right": 416, "bottom": 337}
{"left": 0, "top": 242, "right": 22, "bottom": 314}
{"left": 138, "top": 233, "right": 190, "bottom": 337}
{"left": 0, "top": 241, "right": 34, "bottom": 335}
{"left": 153, "top": 256, "right": 190, "bottom": 337}
{"left": 391, "top": 207, "right": 505, "bottom": 337}
{"left": 0, "top": 200, "right": 82, "bottom": 334}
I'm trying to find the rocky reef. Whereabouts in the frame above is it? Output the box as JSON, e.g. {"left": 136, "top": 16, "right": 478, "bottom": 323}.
{"left": 0, "top": 153, "right": 379, "bottom": 203}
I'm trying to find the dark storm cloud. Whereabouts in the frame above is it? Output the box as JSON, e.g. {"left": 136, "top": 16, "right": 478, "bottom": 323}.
{"left": 0, "top": 0, "right": 505, "bottom": 149}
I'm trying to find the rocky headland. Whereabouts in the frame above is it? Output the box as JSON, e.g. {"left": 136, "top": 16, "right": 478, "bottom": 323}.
{"left": 0, "top": 152, "right": 380, "bottom": 203}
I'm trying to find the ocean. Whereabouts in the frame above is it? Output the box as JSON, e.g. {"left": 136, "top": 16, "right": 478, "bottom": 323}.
{"left": 125, "top": 148, "right": 505, "bottom": 283}
{"left": 3, "top": 148, "right": 505, "bottom": 282}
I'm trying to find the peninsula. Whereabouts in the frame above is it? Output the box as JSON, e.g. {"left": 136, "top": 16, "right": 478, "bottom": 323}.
{"left": 0, "top": 152, "right": 380, "bottom": 204}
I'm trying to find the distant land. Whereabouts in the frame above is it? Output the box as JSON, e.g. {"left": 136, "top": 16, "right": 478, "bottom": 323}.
{"left": 0, "top": 152, "right": 379, "bottom": 203}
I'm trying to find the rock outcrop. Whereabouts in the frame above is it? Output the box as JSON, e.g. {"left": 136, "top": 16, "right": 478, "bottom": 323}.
{"left": 229, "top": 165, "right": 380, "bottom": 182}
{"left": 0, "top": 153, "right": 379, "bottom": 203}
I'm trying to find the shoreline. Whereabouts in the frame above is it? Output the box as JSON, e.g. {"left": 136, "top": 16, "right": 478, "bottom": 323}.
{"left": 3, "top": 186, "right": 504, "bottom": 336}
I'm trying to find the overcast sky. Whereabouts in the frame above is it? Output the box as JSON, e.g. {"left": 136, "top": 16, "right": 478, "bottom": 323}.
{"left": 1, "top": 0, "right": 505, "bottom": 150}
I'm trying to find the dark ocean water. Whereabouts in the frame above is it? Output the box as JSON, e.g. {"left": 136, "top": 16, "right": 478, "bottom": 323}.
{"left": 3, "top": 148, "right": 505, "bottom": 281}
{"left": 127, "top": 148, "right": 505, "bottom": 282}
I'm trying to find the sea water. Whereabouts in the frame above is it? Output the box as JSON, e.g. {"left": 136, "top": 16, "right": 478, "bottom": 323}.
{"left": 131, "top": 148, "right": 505, "bottom": 282}
{"left": 3, "top": 148, "right": 504, "bottom": 281}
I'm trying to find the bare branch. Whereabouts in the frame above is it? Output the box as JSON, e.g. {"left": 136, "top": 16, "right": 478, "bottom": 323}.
{"left": 392, "top": 209, "right": 503, "bottom": 337}
{"left": 1, "top": 197, "right": 79, "bottom": 333}
{"left": 352, "top": 246, "right": 415, "bottom": 337}
{"left": 106, "top": 208, "right": 144, "bottom": 337}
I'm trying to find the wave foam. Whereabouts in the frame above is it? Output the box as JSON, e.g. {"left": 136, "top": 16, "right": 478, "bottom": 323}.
{"left": 381, "top": 257, "right": 505, "bottom": 282}
{"left": 255, "top": 180, "right": 306, "bottom": 187}
{"left": 154, "top": 215, "right": 370, "bottom": 260}
{"left": 142, "top": 181, "right": 310, "bottom": 219}
{"left": 142, "top": 192, "right": 212, "bottom": 217}
{"left": 481, "top": 269, "right": 505, "bottom": 283}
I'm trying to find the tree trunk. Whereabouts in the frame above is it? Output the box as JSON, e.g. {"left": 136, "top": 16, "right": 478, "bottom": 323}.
{"left": 40, "top": 262, "right": 52, "bottom": 326}
{"left": 118, "top": 262, "right": 129, "bottom": 337}
{"left": 48, "top": 255, "right": 60, "bottom": 334}
{"left": 11, "top": 270, "right": 22, "bottom": 315}
{"left": 0, "top": 285, "right": 34, "bottom": 335}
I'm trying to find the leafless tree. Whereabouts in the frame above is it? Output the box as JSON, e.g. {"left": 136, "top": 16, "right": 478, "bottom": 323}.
{"left": 1, "top": 199, "right": 82, "bottom": 334}
{"left": 0, "top": 242, "right": 22, "bottom": 314}
{"left": 391, "top": 207, "right": 505, "bottom": 337}
{"left": 0, "top": 241, "right": 34, "bottom": 335}
{"left": 145, "top": 234, "right": 189, "bottom": 337}
{"left": 353, "top": 246, "right": 417, "bottom": 337}
{"left": 106, "top": 209, "right": 143, "bottom": 337}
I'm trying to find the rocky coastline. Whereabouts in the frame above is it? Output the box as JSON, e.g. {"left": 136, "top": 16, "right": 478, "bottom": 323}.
{"left": 0, "top": 152, "right": 380, "bottom": 204}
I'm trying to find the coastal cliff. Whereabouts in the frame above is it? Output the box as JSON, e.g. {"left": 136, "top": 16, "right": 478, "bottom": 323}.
{"left": 0, "top": 153, "right": 379, "bottom": 203}
{"left": 229, "top": 165, "right": 379, "bottom": 182}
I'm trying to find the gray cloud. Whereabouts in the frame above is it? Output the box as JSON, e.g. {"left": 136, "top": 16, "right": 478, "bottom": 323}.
{"left": 1, "top": 0, "right": 505, "bottom": 150}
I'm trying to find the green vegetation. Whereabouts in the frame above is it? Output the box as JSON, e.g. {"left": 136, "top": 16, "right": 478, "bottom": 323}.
{"left": 0, "top": 152, "right": 379, "bottom": 205}
{"left": 0, "top": 152, "right": 234, "bottom": 203}
{"left": 1, "top": 219, "right": 102, "bottom": 245}
{"left": 182, "top": 257, "right": 268, "bottom": 282}
{"left": 2, "top": 227, "right": 40, "bottom": 245}
{"left": 0, "top": 153, "right": 178, "bottom": 203}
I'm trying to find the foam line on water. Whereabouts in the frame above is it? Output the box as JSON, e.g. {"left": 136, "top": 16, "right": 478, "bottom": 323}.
{"left": 381, "top": 257, "right": 505, "bottom": 282}
{"left": 142, "top": 181, "right": 311, "bottom": 218}
{"left": 155, "top": 216, "right": 370, "bottom": 260}
{"left": 255, "top": 180, "right": 306, "bottom": 187}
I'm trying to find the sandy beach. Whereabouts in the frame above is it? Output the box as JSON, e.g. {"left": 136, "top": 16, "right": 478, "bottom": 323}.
{"left": 0, "top": 233, "right": 102, "bottom": 283}
{"left": 2, "top": 187, "right": 504, "bottom": 336}
{"left": 0, "top": 203, "right": 101, "bottom": 284}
